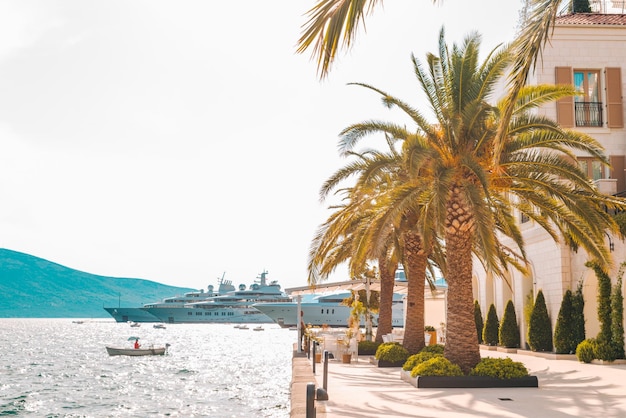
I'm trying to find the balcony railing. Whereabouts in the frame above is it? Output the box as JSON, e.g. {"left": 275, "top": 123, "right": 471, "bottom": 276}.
{"left": 575, "top": 102, "right": 603, "bottom": 127}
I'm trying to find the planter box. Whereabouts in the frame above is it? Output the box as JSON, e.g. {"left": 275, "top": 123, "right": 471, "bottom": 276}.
{"left": 414, "top": 375, "right": 538, "bottom": 388}
{"left": 479, "top": 344, "right": 497, "bottom": 351}
{"left": 497, "top": 347, "right": 518, "bottom": 354}
{"left": 516, "top": 350, "right": 578, "bottom": 361}
{"left": 591, "top": 359, "right": 626, "bottom": 365}
{"left": 369, "top": 356, "right": 404, "bottom": 368}
{"left": 400, "top": 369, "right": 418, "bottom": 386}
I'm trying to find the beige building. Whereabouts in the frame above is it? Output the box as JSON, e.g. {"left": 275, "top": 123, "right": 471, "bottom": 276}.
{"left": 473, "top": 9, "right": 626, "bottom": 349}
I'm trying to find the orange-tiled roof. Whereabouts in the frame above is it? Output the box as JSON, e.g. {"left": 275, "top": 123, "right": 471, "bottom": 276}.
{"left": 556, "top": 13, "right": 626, "bottom": 25}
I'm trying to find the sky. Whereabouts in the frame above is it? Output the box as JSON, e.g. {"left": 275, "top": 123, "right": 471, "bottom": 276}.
{"left": 0, "top": 0, "right": 524, "bottom": 291}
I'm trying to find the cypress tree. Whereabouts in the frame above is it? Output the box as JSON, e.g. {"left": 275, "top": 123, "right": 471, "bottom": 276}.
{"left": 554, "top": 290, "right": 576, "bottom": 354}
{"left": 611, "top": 275, "right": 625, "bottom": 359}
{"left": 474, "top": 300, "right": 484, "bottom": 344}
{"left": 587, "top": 261, "right": 612, "bottom": 345}
{"left": 573, "top": 0, "right": 592, "bottom": 13}
{"left": 482, "top": 304, "right": 499, "bottom": 346}
{"left": 499, "top": 300, "right": 520, "bottom": 348}
{"left": 572, "top": 281, "right": 586, "bottom": 347}
{"left": 528, "top": 290, "right": 553, "bottom": 352}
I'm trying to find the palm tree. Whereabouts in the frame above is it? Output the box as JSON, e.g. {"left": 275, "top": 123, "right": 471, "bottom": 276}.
{"left": 307, "top": 163, "right": 401, "bottom": 342}
{"left": 339, "top": 28, "right": 625, "bottom": 372}
{"left": 297, "top": 0, "right": 563, "bottom": 84}
{"left": 308, "top": 137, "right": 437, "bottom": 352}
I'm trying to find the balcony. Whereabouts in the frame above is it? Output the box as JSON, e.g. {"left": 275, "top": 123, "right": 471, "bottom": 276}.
{"left": 575, "top": 102, "right": 603, "bottom": 127}
{"left": 594, "top": 178, "right": 617, "bottom": 195}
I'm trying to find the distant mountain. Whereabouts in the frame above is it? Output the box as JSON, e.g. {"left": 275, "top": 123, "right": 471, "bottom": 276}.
{"left": 0, "top": 248, "right": 196, "bottom": 318}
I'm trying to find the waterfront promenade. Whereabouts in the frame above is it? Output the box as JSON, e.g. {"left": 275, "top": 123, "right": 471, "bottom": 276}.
{"left": 291, "top": 347, "right": 626, "bottom": 417}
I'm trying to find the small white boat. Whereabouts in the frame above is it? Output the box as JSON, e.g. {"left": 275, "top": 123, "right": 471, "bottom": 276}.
{"left": 106, "top": 344, "right": 169, "bottom": 356}
{"left": 233, "top": 324, "right": 241, "bottom": 329}
{"left": 253, "top": 326, "right": 264, "bottom": 331}
{"left": 128, "top": 321, "right": 141, "bottom": 327}
{"left": 153, "top": 324, "right": 166, "bottom": 329}
{"left": 238, "top": 325, "right": 249, "bottom": 330}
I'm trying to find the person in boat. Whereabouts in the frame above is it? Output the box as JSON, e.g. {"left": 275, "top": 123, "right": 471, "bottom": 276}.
{"left": 134, "top": 339, "right": 140, "bottom": 349}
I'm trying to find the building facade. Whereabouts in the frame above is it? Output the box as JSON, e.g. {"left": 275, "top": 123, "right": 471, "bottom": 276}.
{"left": 473, "top": 10, "right": 626, "bottom": 349}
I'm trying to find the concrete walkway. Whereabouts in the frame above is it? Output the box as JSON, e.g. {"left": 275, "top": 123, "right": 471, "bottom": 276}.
{"left": 291, "top": 348, "right": 626, "bottom": 417}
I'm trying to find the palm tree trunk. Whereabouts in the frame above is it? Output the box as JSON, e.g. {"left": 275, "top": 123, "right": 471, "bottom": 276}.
{"left": 444, "top": 188, "right": 481, "bottom": 373}
{"left": 375, "top": 254, "right": 396, "bottom": 344}
{"left": 401, "top": 230, "right": 427, "bottom": 354}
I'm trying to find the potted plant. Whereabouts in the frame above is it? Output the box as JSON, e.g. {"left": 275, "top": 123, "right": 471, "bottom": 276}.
{"left": 424, "top": 325, "right": 437, "bottom": 346}
{"left": 340, "top": 328, "right": 354, "bottom": 363}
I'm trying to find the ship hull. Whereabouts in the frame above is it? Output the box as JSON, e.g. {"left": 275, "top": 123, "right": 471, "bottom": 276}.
{"left": 253, "top": 302, "right": 405, "bottom": 328}
{"left": 103, "top": 307, "right": 161, "bottom": 323}
{"left": 142, "top": 307, "right": 274, "bottom": 324}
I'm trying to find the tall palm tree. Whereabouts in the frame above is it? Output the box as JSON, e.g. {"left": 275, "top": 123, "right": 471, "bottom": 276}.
{"left": 307, "top": 162, "right": 401, "bottom": 341}
{"left": 297, "top": 0, "right": 563, "bottom": 84}
{"left": 339, "top": 28, "right": 626, "bottom": 372}
{"left": 309, "top": 138, "right": 437, "bottom": 352}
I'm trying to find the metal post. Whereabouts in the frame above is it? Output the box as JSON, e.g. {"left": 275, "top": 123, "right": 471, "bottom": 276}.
{"left": 312, "top": 340, "right": 317, "bottom": 374}
{"left": 306, "top": 382, "right": 316, "bottom": 418}
{"left": 297, "top": 295, "right": 303, "bottom": 352}
{"left": 323, "top": 350, "right": 329, "bottom": 390}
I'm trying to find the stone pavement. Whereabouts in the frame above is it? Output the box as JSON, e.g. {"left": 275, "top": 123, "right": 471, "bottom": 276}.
{"left": 290, "top": 347, "right": 626, "bottom": 417}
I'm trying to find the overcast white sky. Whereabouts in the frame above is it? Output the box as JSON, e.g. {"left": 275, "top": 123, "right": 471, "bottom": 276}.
{"left": 0, "top": 0, "right": 524, "bottom": 291}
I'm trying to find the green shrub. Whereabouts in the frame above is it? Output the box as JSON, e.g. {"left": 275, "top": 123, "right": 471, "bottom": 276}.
{"left": 576, "top": 339, "right": 596, "bottom": 363}
{"left": 375, "top": 342, "right": 409, "bottom": 363}
{"left": 587, "top": 261, "right": 613, "bottom": 345}
{"left": 572, "top": 282, "right": 586, "bottom": 349}
{"left": 474, "top": 300, "right": 484, "bottom": 344}
{"left": 410, "top": 356, "right": 464, "bottom": 378}
{"left": 482, "top": 304, "right": 499, "bottom": 346}
{"left": 358, "top": 340, "right": 380, "bottom": 356}
{"left": 402, "top": 351, "right": 442, "bottom": 371}
{"left": 528, "top": 290, "right": 553, "bottom": 352}
{"left": 611, "top": 274, "right": 625, "bottom": 359}
{"left": 470, "top": 357, "right": 529, "bottom": 379}
{"left": 554, "top": 290, "right": 576, "bottom": 354}
{"left": 573, "top": 0, "right": 592, "bottom": 13}
{"left": 594, "top": 339, "right": 618, "bottom": 362}
{"left": 499, "top": 300, "right": 520, "bottom": 348}
{"left": 420, "top": 344, "right": 445, "bottom": 354}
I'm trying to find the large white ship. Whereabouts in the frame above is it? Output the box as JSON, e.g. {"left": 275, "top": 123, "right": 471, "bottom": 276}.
{"left": 252, "top": 291, "right": 406, "bottom": 328}
{"left": 142, "top": 271, "right": 292, "bottom": 324}
{"left": 104, "top": 275, "right": 237, "bottom": 323}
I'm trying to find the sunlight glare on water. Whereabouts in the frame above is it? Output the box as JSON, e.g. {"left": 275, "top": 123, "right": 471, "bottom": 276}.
{"left": 0, "top": 319, "right": 295, "bottom": 417}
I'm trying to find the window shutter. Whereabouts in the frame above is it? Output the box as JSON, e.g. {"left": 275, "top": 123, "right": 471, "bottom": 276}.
{"left": 606, "top": 67, "right": 623, "bottom": 128}
{"left": 555, "top": 67, "right": 574, "bottom": 127}
{"left": 610, "top": 155, "right": 625, "bottom": 195}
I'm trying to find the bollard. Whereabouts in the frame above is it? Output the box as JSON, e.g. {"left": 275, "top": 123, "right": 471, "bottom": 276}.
{"left": 306, "top": 382, "right": 316, "bottom": 418}
{"left": 312, "top": 340, "right": 317, "bottom": 374}
{"left": 315, "top": 350, "right": 329, "bottom": 401}
{"left": 323, "top": 350, "right": 329, "bottom": 390}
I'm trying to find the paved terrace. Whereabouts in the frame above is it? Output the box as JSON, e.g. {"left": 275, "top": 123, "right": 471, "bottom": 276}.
{"left": 290, "top": 347, "right": 626, "bottom": 417}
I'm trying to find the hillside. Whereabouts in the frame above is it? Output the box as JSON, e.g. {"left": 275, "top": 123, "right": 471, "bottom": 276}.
{"left": 0, "top": 249, "right": 196, "bottom": 318}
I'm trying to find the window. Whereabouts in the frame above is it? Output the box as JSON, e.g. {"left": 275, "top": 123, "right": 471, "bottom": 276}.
{"left": 555, "top": 67, "right": 623, "bottom": 128}
{"left": 578, "top": 157, "right": 604, "bottom": 181}
{"left": 574, "top": 70, "right": 602, "bottom": 127}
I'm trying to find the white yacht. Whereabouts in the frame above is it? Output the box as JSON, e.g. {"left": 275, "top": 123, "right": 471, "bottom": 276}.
{"left": 142, "top": 271, "right": 292, "bottom": 324}
{"left": 103, "top": 277, "right": 235, "bottom": 323}
{"left": 252, "top": 291, "right": 406, "bottom": 328}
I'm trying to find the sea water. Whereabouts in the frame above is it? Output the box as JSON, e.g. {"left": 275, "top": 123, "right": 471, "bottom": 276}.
{"left": 0, "top": 319, "right": 295, "bottom": 417}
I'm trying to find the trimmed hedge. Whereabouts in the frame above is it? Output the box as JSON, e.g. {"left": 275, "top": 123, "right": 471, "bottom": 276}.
{"left": 499, "top": 300, "right": 520, "bottom": 348}
{"left": 528, "top": 290, "right": 553, "bottom": 352}
{"left": 483, "top": 304, "right": 499, "bottom": 346}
